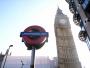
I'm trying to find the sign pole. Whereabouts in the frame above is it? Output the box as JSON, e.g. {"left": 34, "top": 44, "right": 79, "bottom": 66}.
{"left": 20, "top": 25, "right": 49, "bottom": 68}
{"left": 30, "top": 46, "right": 35, "bottom": 68}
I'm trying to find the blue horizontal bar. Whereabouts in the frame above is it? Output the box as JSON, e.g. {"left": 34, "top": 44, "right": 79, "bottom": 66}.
{"left": 20, "top": 32, "right": 49, "bottom": 37}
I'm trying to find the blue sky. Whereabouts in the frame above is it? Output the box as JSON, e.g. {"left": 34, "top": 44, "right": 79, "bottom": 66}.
{"left": 0, "top": 0, "right": 57, "bottom": 56}
{"left": 0, "top": 0, "right": 90, "bottom": 68}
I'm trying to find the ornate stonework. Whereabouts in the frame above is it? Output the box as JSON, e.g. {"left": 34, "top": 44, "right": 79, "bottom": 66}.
{"left": 54, "top": 8, "right": 81, "bottom": 68}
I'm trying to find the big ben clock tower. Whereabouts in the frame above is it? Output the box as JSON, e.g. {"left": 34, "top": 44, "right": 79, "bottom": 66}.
{"left": 54, "top": 8, "right": 82, "bottom": 68}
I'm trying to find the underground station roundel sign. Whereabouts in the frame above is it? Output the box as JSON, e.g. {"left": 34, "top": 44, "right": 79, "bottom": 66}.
{"left": 20, "top": 25, "right": 48, "bottom": 50}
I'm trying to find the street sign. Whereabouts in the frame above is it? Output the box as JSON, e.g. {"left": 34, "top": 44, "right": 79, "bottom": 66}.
{"left": 20, "top": 25, "right": 49, "bottom": 68}
{"left": 20, "top": 32, "right": 48, "bottom": 37}
{"left": 20, "top": 25, "right": 49, "bottom": 50}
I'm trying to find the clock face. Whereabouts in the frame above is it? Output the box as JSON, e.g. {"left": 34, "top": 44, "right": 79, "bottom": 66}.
{"left": 59, "top": 19, "right": 67, "bottom": 25}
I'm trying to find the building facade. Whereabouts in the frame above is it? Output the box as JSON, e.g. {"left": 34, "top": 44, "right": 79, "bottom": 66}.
{"left": 54, "top": 8, "right": 82, "bottom": 68}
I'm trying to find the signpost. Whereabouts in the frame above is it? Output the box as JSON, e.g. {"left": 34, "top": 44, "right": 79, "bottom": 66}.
{"left": 20, "top": 25, "right": 49, "bottom": 68}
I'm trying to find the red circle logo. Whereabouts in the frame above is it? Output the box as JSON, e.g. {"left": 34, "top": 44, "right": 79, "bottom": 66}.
{"left": 22, "top": 25, "right": 46, "bottom": 45}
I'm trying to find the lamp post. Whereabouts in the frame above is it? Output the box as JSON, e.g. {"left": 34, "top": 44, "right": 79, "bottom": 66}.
{"left": 2, "top": 45, "right": 13, "bottom": 68}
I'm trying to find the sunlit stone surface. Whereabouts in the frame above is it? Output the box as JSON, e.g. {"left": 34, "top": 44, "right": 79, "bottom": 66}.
{"left": 54, "top": 8, "right": 82, "bottom": 68}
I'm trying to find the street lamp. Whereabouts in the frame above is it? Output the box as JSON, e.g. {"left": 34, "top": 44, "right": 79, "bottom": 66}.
{"left": 9, "top": 45, "right": 13, "bottom": 48}
{"left": 2, "top": 45, "right": 13, "bottom": 68}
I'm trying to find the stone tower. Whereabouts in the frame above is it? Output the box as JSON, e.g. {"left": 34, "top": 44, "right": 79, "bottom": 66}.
{"left": 54, "top": 8, "right": 81, "bottom": 68}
